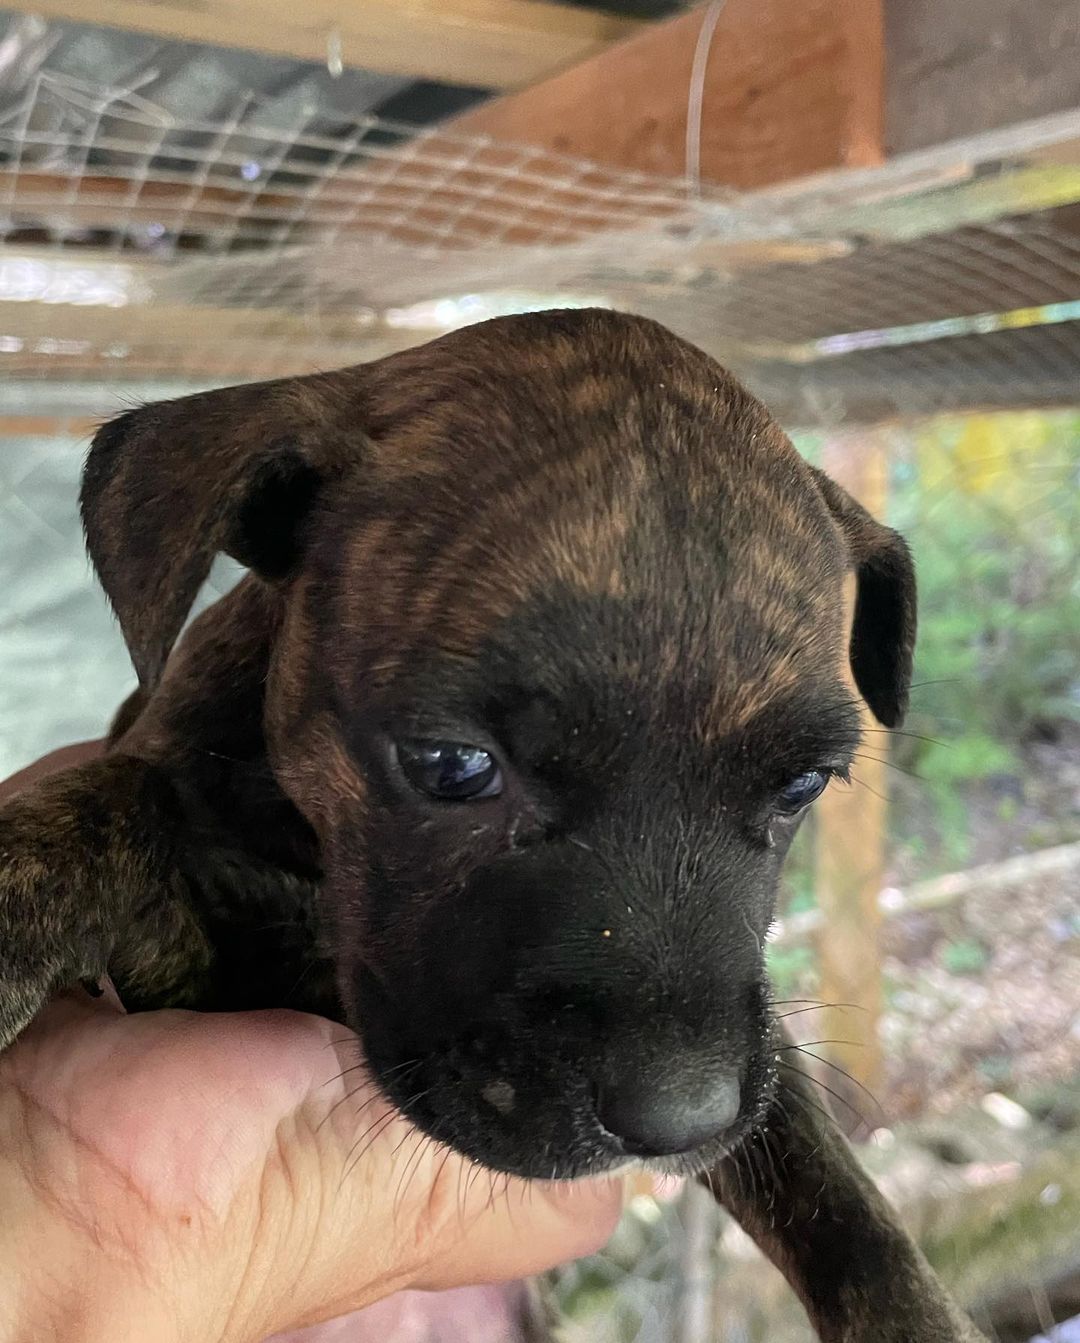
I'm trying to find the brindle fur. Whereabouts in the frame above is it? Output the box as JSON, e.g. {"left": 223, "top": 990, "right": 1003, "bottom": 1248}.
{"left": 0, "top": 310, "right": 982, "bottom": 1340}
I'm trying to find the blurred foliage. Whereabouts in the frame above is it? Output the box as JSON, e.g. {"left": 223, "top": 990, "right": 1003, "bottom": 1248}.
{"left": 549, "top": 1194, "right": 683, "bottom": 1343}
{"left": 795, "top": 411, "right": 1080, "bottom": 877}
{"left": 764, "top": 942, "right": 816, "bottom": 999}
{"left": 895, "top": 410, "right": 1080, "bottom": 866}
{"left": 907, "top": 413, "right": 1079, "bottom": 727}
{"left": 940, "top": 936, "right": 991, "bottom": 975}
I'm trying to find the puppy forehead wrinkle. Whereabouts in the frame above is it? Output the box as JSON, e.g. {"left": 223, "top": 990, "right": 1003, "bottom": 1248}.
{"left": 301, "top": 312, "right": 843, "bottom": 692}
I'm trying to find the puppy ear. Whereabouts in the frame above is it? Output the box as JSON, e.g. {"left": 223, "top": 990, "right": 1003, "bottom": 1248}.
{"left": 81, "top": 373, "right": 360, "bottom": 689}
{"left": 808, "top": 466, "right": 917, "bottom": 728}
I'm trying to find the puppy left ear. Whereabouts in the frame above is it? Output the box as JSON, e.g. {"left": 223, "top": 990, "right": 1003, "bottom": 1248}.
{"left": 808, "top": 466, "right": 917, "bottom": 728}
{"left": 81, "top": 371, "right": 363, "bottom": 690}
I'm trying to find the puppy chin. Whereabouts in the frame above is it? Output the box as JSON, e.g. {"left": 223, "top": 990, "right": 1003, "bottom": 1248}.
{"left": 498, "top": 1129, "right": 747, "bottom": 1185}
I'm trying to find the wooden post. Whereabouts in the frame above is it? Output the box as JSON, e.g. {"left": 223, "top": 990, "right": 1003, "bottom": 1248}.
{"left": 813, "top": 433, "right": 890, "bottom": 1113}
{"left": 453, "top": 0, "right": 884, "bottom": 189}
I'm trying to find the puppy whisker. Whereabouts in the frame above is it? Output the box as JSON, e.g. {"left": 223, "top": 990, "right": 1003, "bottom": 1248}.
{"left": 772, "top": 1001, "right": 867, "bottom": 1020}
{"left": 782, "top": 1047, "right": 885, "bottom": 1120}
{"left": 776, "top": 1060, "right": 877, "bottom": 1129}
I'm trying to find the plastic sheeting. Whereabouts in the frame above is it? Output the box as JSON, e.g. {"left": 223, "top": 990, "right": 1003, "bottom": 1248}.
{"left": 0, "top": 430, "right": 243, "bottom": 774}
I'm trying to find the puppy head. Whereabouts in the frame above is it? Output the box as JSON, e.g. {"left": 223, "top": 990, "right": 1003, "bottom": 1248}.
{"left": 82, "top": 310, "right": 915, "bottom": 1178}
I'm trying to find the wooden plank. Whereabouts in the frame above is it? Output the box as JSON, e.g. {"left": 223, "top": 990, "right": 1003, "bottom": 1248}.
{"left": 4, "top": 174, "right": 303, "bottom": 250}
{"left": 0, "top": 415, "right": 99, "bottom": 437}
{"left": 20, "top": 0, "right": 643, "bottom": 91}
{"left": 0, "top": 295, "right": 420, "bottom": 382}
{"left": 812, "top": 433, "right": 890, "bottom": 1107}
{"left": 772, "top": 841, "right": 1080, "bottom": 947}
{"left": 2, "top": 162, "right": 694, "bottom": 251}
{"left": 454, "top": 0, "right": 884, "bottom": 188}
{"left": 0, "top": 294, "right": 439, "bottom": 352}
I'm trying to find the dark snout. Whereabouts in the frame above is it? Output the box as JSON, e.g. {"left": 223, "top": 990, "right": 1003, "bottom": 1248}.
{"left": 359, "top": 832, "right": 777, "bottom": 1176}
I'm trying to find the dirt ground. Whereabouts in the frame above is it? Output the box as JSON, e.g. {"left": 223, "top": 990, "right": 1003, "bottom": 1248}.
{"left": 882, "top": 852, "right": 1080, "bottom": 1121}
{"left": 880, "top": 724, "right": 1080, "bottom": 1121}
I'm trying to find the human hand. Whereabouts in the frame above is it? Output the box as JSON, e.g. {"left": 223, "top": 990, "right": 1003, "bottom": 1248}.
{"left": 0, "top": 747, "right": 623, "bottom": 1343}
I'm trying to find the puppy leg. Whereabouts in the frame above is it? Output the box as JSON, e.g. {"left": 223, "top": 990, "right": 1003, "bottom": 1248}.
{"left": 703, "top": 1039, "right": 986, "bottom": 1343}
{"left": 0, "top": 754, "right": 212, "bottom": 1049}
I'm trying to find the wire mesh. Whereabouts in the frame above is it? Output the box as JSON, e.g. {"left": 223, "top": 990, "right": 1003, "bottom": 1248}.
{"left": 2, "top": 33, "right": 1079, "bottom": 1343}
{"left": 5, "top": 63, "right": 1080, "bottom": 411}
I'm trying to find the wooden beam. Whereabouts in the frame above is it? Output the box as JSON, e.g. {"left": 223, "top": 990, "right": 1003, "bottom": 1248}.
{"left": 3, "top": 164, "right": 692, "bottom": 251}
{"left": 0, "top": 414, "right": 99, "bottom": 438}
{"left": 0, "top": 294, "right": 421, "bottom": 383}
{"left": 4, "top": 174, "right": 302, "bottom": 250}
{"left": 813, "top": 434, "right": 890, "bottom": 1107}
{"left": 19, "top": 0, "right": 643, "bottom": 91}
{"left": 772, "top": 841, "right": 1080, "bottom": 947}
{"left": 453, "top": 0, "right": 884, "bottom": 188}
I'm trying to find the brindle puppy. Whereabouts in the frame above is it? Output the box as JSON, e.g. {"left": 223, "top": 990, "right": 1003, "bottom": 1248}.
{"left": 0, "top": 310, "right": 983, "bottom": 1341}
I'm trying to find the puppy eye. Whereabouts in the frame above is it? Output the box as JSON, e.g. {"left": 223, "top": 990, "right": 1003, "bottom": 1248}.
{"left": 396, "top": 741, "right": 502, "bottom": 801}
{"left": 773, "top": 769, "right": 829, "bottom": 815}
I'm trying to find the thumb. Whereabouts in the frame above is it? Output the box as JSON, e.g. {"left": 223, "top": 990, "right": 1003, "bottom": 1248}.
{"left": 414, "top": 1167, "right": 626, "bottom": 1291}
{"left": 238, "top": 1023, "right": 625, "bottom": 1338}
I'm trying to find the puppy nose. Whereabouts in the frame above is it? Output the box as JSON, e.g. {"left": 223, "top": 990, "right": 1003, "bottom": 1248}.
{"left": 596, "top": 1070, "right": 741, "bottom": 1157}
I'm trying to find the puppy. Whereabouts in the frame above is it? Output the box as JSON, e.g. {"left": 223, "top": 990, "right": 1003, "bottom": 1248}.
{"left": 0, "top": 309, "right": 984, "bottom": 1340}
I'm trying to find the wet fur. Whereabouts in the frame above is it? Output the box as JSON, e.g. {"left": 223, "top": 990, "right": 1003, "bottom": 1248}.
{"left": 0, "top": 311, "right": 982, "bottom": 1339}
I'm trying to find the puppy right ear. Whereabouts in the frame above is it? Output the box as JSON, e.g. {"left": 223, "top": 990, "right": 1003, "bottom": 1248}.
{"left": 807, "top": 465, "right": 917, "bottom": 729}
{"left": 81, "top": 371, "right": 364, "bottom": 689}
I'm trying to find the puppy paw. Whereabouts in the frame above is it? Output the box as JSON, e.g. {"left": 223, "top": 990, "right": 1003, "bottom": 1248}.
{"left": 0, "top": 764, "right": 127, "bottom": 1051}
{"left": 0, "top": 852, "right": 108, "bottom": 1050}
{"left": 0, "top": 753, "right": 225, "bottom": 1048}
{"left": 0, "top": 961, "right": 65, "bottom": 1051}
